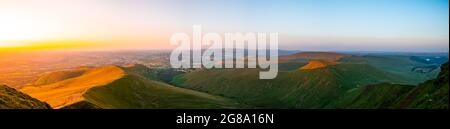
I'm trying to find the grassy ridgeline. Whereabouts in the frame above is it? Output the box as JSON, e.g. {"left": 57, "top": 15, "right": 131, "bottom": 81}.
{"left": 172, "top": 63, "right": 409, "bottom": 108}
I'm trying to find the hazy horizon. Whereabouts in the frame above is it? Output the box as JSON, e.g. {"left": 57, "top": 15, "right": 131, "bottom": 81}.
{"left": 1, "top": 0, "right": 449, "bottom": 52}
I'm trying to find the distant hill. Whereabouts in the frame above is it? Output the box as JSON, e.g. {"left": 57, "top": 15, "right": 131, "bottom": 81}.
{"left": 32, "top": 67, "right": 90, "bottom": 85}
{"left": 328, "top": 62, "right": 449, "bottom": 109}
{"left": 1, "top": 85, "right": 51, "bottom": 109}
{"left": 300, "top": 60, "right": 339, "bottom": 70}
{"left": 21, "top": 64, "right": 242, "bottom": 109}
{"left": 300, "top": 61, "right": 328, "bottom": 70}
{"left": 279, "top": 52, "right": 351, "bottom": 63}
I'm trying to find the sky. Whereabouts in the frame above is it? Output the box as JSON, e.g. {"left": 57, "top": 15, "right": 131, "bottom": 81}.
{"left": 0, "top": 0, "right": 448, "bottom": 52}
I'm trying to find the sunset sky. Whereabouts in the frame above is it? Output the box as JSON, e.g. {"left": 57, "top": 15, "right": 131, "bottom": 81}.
{"left": 0, "top": 0, "right": 448, "bottom": 52}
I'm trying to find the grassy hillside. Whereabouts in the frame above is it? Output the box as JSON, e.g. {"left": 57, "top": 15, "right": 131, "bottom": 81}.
{"left": 21, "top": 64, "right": 242, "bottom": 109}
{"left": 325, "top": 84, "right": 414, "bottom": 108}
{"left": 278, "top": 51, "right": 443, "bottom": 85}
{"left": 21, "top": 65, "right": 125, "bottom": 108}
{"left": 390, "top": 62, "right": 449, "bottom": 109}
{"left": 278, "top": 62, "right": 307, "bottom": 71}
{"left": 82, "top": 74, "right": 242, "bottom": 109}
{"left": 1, "top": 85, "right": 51, "bottom": 109}
{"left": 172, "top": 62, "right": 408, "bottom": 108}
{"left": 61, "top": 101, "right": 102, "bottom": 109}
{"left": 340, "top": 55, "right": 444, "bottom": 84}
{"left": 32, "top": 67, "right": 90, "bottom": 85}
{"left": 122, "top": 64, "right": 158, "bottom": 80}
{"left": 327, "top": 62, "right": 449, "bottom": 109}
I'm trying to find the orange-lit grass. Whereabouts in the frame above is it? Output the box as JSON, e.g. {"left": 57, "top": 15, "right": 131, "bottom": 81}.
{"left": 21, "top": 66, "right": 125, "bottom": 108}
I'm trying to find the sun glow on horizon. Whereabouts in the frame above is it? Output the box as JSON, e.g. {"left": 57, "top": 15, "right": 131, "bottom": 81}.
{"left": 0, "top": 0, "right": 448, "bottom": 52}
{"left": 0, "top": 7, "right": 66, "bottom": 49}
{"left": 0, "top": 12, "right": 63, "bottom": 42}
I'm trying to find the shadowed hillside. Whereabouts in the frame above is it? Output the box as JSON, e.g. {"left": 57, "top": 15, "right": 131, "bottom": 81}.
{"left": 328, "top": 62, "right": 449, "bottom": 109}
{"left": 82, "top": 74, "right": 241, "bottom": 109}
{"left": 1, "top": 85, "right": 51, "bottom": 109}
{"left": 393, "top": 62, "right": 449, "bottom": 108}
{"left": 172, "top": 63, "right": 408, "bottom": 108}
{"left": 340, "top": 55, "right": 444, "bottom": 84}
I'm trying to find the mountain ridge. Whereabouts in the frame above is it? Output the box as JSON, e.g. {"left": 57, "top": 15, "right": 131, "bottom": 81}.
{"left": 20, "top": 64, "right": 242, "bottom": 109}
{"left": 172, "top": 62, "right": 409, "bottom": 108}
